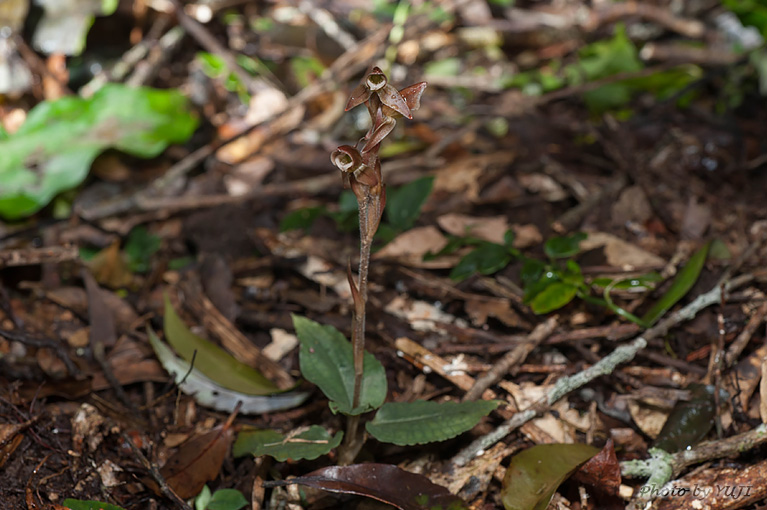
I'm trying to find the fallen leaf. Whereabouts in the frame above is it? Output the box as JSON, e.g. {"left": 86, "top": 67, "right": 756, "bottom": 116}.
{"left": 579, "top": 231, "right": 665, "bottom": 269}
{"left": 501, "top": 443, "right": 599, "bottom": 510}
{"left": 571, "top": 439, "right": 621, "bottom": 496}
{"left": 270, "top": 464, "right": 468, "bottom": 510}
{"left": 158, "top": 423, "right": 234, "bottom": 499}
{"left": 437, "top": 213, "right": 508, "bottom": 244}
{"left": 374, "top": 226, "right": 448, "bottom": 264}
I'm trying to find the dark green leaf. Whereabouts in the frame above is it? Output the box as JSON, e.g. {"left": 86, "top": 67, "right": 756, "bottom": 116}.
{"left": 641, "top": 242, "right": 709, "bottom": 326}
{"left": 653, "top": 384, "right": 716, "bottom": 453}
{"left": 163, "top": 294, "right": 279, "bottom": 395}
{"left": 530, "top": 282, "right": 578, "bottom": 314}
{"left": 0, "top": 84, "right": 197, "bottom": 219}
{"left": 544, "top": 232, "right": 587, "bottom": 259}
{"left": 293, "top": 315, "right": 386, "bottom": 415}
{"left": 366, "top": 400, "right": 499, "bottom": 446}
{"left": 233, "top": 425, "right": 342, "bottom": 461}
{"left": 280, "top": 207, "right": 324, "bottom": 232}
{"left": 450, "top": 243, "right": 513, "bottom": 281}
{"left": 124, "top": 226, "right": 161, "bottom": 273}
{"left": 501, "top": 443, "right": 600, "bottom": 510}
{"left": 207, "top": 489, "right": 248, "bottom": 510}
{"left": 520, "top": 259, "right": 547, "bottom": 287}
{"left": 62, "top": 500, "right": 127, "bottom": 510}
{"left": 386, "top": 176, "right": 434, "bottom": 231}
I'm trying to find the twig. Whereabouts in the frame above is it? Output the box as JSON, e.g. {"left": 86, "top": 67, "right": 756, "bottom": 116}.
{"left": 463, "top": 317, "right": 557, "bottom": 402}
{"left": 452, "top": 273, "right": 753, "bottom": 466}
{"left": 121, "top": 431, "right": 193, "bottom": 510}
{"left": 725, "top": 300, "right": 767, "bottom": 367}
{"left": 0, "top": 245, "right": 78, "bottom": 268}
{"left": 0, "top": 328, "right": 79, "bottom": 376}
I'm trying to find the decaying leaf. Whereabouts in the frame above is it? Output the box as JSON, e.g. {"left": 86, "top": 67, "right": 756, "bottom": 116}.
{"left": 163, "top": 294, "right": 279, "bottom": 395}
{"left": 156, "top": 422, "right": 234, "bottom": 499}
{"left": 148, "top": 328, "right": 308, "bottom": 414}
{"left": 267, "top": 464, "right": 468, "bottom": 510}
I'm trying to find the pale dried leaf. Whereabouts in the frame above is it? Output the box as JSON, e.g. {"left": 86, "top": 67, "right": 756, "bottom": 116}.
{"left": 437, "top": 214, "right": 508, "bottom": 244}
{"left": 579, "top": 231, "right": 665, "bottom": 269}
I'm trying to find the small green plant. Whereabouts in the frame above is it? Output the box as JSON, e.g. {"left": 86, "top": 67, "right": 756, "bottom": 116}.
{"left": 236, "top": 67, "right": 498, "bottom": 466}
{"left": 448, "top": 231, "right": 710, "bottom": 326}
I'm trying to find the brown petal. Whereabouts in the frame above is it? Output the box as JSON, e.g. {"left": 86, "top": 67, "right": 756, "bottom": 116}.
{"left": 354, "top": 164, "right": 379, "bottom": 187}
{"left": 377, "top": 83, "right": 412, "bottom": 119}
{"left": 362, "top": 114, "right": 396, "bottom": 154}
{"left": 400, "top": 82, "right": 427, "bottom": 112}
{"left": 345, "top": 83, "right": 372, "bottom": 111}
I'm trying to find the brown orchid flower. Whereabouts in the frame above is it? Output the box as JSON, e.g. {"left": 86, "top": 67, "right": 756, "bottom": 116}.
{"left": 331, "top": 145, "right": 379, "bottom": 188}
{"left": 345, "top": 67, "right": 423, "bottom": 120}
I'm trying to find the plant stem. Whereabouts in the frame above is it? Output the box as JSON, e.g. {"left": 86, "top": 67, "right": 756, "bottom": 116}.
{"left": 352, "top": 192, "right": 376, "bottom": 409}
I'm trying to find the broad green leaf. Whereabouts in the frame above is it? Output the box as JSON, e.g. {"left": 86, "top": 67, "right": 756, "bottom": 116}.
{"left": 653, "top": 384, "right": 716, "bottom": 453}
{"left": 0, "top": 84, "right": 197, "bottom": 219}
{"left": 62, "top": 500, "right": 126, "bottom": 510}
{"left": 641, "top": 242, "right": 710, "bottom": 326}
{"left": 501, "top": 443, "right": 600, "bottom": 510}
{"left": 163, "top": 295, "right": 279, "bottom": 395}
{"left": 148, "top": 328, "right": 308, "bottom": 413}
{"left": 365, "top": 400, "right": 500, "bottom": 446}
{"left": 233, "top": 425, "right": 343, "bottom": 461}
{"left": 293, "top": 315, "right": 386, "bottom": 415}
{"left": 530, "top": 282, "right": 578, "bottom": 314}
{"left": 280, "top": 207, "right": 325, "bottom": 232}
{"left": 206, "top": 489, "right": 249, "bottom": 510}
{"left": 450, "top": 242, "right": 513, "bottom": 281}
{"left": 544, "top": 232, "right": 587, "bottom": 259}
{"left": 386, "top": 176, "right": 434, "bottom": 231}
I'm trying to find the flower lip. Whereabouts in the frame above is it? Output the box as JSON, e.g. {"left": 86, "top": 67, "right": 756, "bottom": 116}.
{"left": 366, "top": 73, "right": 387, "bottom": 91}
{"left": 331, "top": 145, "right": 361, "bottom": 173}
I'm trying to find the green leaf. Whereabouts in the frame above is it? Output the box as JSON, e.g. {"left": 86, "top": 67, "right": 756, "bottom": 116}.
{"left": 293, "top": 315, "right": 386, "bottom": 415}
{"left": 195, "top": 485, "right": 212, "bottom": 510}
{"left": 501, "top": 443, "right": 599, "bottom": 510}
{"left": 0, "top": 84, "right": 197, "bottom": 219}
{"left": 365, "top": 400, "right": 500, "bottom": 446}
{"left": 543, "top": 232, "right": 587, "bottom": 259}
{"left": 424, "top": 58, "right": 462, "bottom": 77}
{"left": 529, "top": 282, "right": 578, "bottom": 314}
{"left": 124, "top": 226, "right": 161, "bottom": 273}
{"left": 280, "top": 207, "right": 325, "bottom": 232}
{"left": 207, "top": 489, "right": 249, "bottom": 510}
{"left": 233, "top": 425, "right": 343, "bottom": 461}
{"left": 163, "top": 294, "right": 279, "bottom": 395}
{"left": 386, "top": 176, "right": 434, "bottom": 231}
{"left": 450, "top": 242, "right": 513, "bottom": 281}
{"left": 641, "top": 242, "right": 710, "bottom": 326}
{"left": 653, "top": 384, "right": 716, "bottom": 453}
{"left": 62, "top": 500, "right": 127, "bottom": 510}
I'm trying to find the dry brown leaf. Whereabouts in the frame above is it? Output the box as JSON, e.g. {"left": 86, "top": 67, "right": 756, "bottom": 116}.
{"left": 158, "top": 423, "right": 234, "bottom": 499}
{"left": 611, "top": 185, "right": 652, "bottom": 227}
{"left": 385, "top": 295, "right": 468, "bottom": 333}
{"left": 374, "top": 226, "right": 448, "bottom": 263}
{"left": 84, "top": 241, "right": 133, "bottom": 289}
{"left": 464, "top": 298, "right": 525, "bottom": 328}
{"left": 436, "top": 214, "right": 508, "bottom": 244}
{"left": 579, "top": 231, "right": 665, "bottom": 269}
